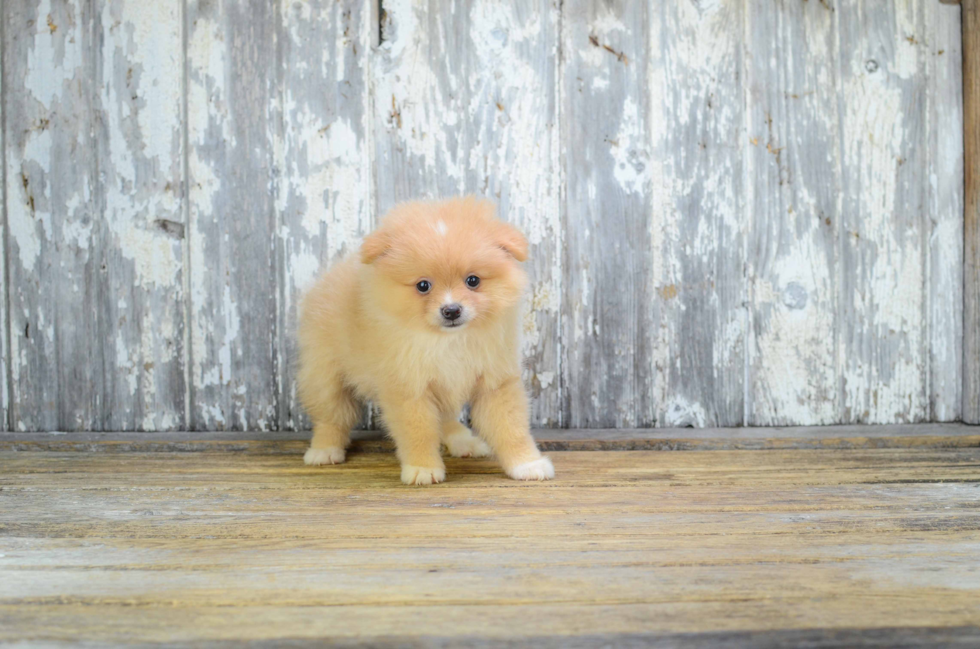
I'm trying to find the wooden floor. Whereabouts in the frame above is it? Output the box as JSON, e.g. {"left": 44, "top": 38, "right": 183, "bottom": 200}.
{"left": 2, "top": 427, "right": 980, "bottom": 647}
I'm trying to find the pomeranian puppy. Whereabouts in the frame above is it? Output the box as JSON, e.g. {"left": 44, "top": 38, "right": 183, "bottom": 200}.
{"left": 297, "top": 197, "right": 555, "bottom": 485}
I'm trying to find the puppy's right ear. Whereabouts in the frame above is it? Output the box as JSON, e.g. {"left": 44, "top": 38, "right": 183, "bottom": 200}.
{"left": 360, "top": 230, "right": 390, "bottom": 264}
{"left": 494, "top": 221, "right": 528, "bottom": 262}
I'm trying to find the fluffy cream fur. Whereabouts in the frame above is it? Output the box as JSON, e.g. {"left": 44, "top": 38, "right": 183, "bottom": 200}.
{"left": 297, "top": 197, "right": 554, "bottom": 485}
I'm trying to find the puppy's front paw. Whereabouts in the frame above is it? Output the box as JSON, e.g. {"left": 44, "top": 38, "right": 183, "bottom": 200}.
{"left": 401, "top": 465, "right": 446, "bottom": 486}
{"left": 443, "top": 429, "right": 492, "bottom": 458}
{"left": 507, "top": 457, "right": 555, "bottom": 481}
{"left": 304, "top": 447, "right": 346, "bottom": 465}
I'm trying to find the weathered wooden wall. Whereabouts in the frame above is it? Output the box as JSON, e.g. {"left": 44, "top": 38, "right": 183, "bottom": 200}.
{"left": 0, "top": 0, "right": 965, "bottom": 431}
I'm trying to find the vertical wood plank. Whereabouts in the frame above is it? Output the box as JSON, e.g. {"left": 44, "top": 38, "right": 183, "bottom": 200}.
{"left": 4, "top": 0, "right": 185, "bottom": 431}
{"left": 651, "top": 1, "right": 746, "bottom": 427}
{"left": 277, "top": 0, "right": 373, "bottom": 430}
{"left": 744, "top": 1, "right": 840, "bottom": 425}
{"left": 98, "top": 0, "right": 186, "bottom": 430}
{"left": 4, "top": 0, "right": 101, "bottom": 430}
{"left": 0, "top": 1, "right": 8, "bottom": 431}
{"left": 837, "top": 0, "right": 929, "bottom": 423}
{"left": 927, "top": 1, "right": 964, "bottom": 422}
{"left": 374, "top": 0, "right": 562, "bottom": 427}
{"left": 561, "top": 1, "right": 655, "bottom": 427}
{"left": 187, "top": 0, "right": 279, "bottom": 430}
{"left": 964, "top": 0, "right": 980, "bottom": 423}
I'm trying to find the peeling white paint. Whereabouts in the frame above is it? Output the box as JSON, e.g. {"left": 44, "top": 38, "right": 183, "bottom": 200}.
{"left": 375, "top": 0, "right": 561, "bottom": 425}
{"left": 610, "top": 96, "right": 650, "bottom": 195}
{"left": 926, "top": 4, "right": 964, "bottom": 422}
{"left": 664, "top": 396, "right": 707, "bottom": 428}
{"left": 537, "top": 371, "right": 555, "bottom": 390}
{"left": 287, "top": 244, "right": 321, "bottom": 296}
{"left": 24, "top": 0, "right": 82, "bottom": 109}
{"left": 116, "top": 330, "right": 138, "bottom": 398}
{"left": 219, "top": 285, "right": 239, "bottom": 389}
{"left": 3, "top": 0, "right": 964, "bottom": 431}
{"left": 277, "top": 0, "right": 374, "bottom": 431}
{"left": 376, "top": 0, "right": 463, "bottom": 185}
{"left": 98, "top": 0, "right": 185, "bottom": 429}
{"left": 10, "top": 129, "right": 55, "bottom": 274}
{"left": 839, "top": 24, "right": 927, "bottom": 423}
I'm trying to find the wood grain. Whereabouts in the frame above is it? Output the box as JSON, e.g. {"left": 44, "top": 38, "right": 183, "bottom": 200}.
{"left": 561, "top": 0, "right": 749, "bottom": 428}
{"left": 837, "top": 0, "right": 929, "bottom": 423}
{"left": 3, "top": 423, "right": 980, "bottom": 453}
{"left": 186, "top": 0, "right": 279, "bottom": 430}
{"left": 928, "top": 1, "right": 965, "bottom": 422}
{"left": 0, "top": 3, "right": 7, "bottom": 431}
{"left": 97, "top": 0, "right": 187, "bottom": 430}
{"left": 1, "top": 447, "right": 978, "bottom": 645}
{"left": 0, "top": 2, "right": 969, "bottom": 431}
{"left": 374, "top": 0, "right": 562, "bottom": 427}
{"left": 277, "top": 0, "right": 373, "bottom": 430}
{"left": 964, "top": 0, "right": 980, "bottom": 423}
{"left": 745, "top": 0, "right": 840, "bottom": 425}
{"left": 3, "top": 0, "right": 186, "bottom": 431}
{"left": 4, "top": 0, "right": 97, "bottom": 432}
{"left": 658, "top": 2, "right": 747, "bottom": 429}
{"left": 561, "top": 0, "right": 655, "bottom": 428}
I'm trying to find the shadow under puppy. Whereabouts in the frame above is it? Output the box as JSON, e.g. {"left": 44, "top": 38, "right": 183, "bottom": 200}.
{"left": 297, "top": 197, "right": 555, "bottom": 485}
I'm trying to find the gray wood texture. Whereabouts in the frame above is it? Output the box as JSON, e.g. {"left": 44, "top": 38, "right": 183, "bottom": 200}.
{"left": 930, "top": 1, "right": 965, "bottom": 422}
{"left": 374, "top": 0, "right": 562, "bottom": 426}
{"left": 186, "top": 0, "right": 279, "bottom": 430}
{"left": 839, "top": 0, "right": 934, "bottom": 424}
{"left": 3, "top": 445, "right": 980, "bottom": 645}
{"left": 278, "top": 0, "right": 373, "bottom": 430}
{"left": 654, "top": 1, "right": 747, "bottom": 428}
{"left": 4, "top": 0, "right": 186, "bottom": 431}
{"left": 0, "top": 0, "right": 968, "bottom": 431}
{"left": 561, "top": 0, "right": 656, "bottom": 428}
{"left": 3, "top": 422, "right": 979, "bottom": 453}
{"left": 964, "top": 0, "right": 979, "bottom": 423}
{"left": 0, "top": 3, "right": 7, "bottom": 431}
{"left": 745, "top": 0, "right": 839, "bottom": 426}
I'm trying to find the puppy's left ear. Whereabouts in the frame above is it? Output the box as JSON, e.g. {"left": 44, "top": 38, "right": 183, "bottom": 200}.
{"left": 495, "top": 221, "right": 528, "bottom": 262}
{"left": 360, "top": 229, "right": 390, "bottom": 264}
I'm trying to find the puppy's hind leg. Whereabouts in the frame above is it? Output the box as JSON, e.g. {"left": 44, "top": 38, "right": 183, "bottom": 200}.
{"left": 441, "top": 414, "right": 492, "bottom": 458}
{"left": 299, "top": 369, "right": 360, "bottom": 466}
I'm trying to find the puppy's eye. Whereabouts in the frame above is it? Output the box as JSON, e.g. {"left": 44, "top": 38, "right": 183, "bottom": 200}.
{"left": 416, "top": 280, "right": 432, "bottom": 294}
{"left": 465, "top": 275, "right": 481, "bottom": 289}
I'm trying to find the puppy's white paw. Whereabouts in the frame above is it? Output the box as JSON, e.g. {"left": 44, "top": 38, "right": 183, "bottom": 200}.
{"left": 304, "top": 447, "right": 346, "bottom": 465}
{"left": 507, "top": 457, "right": 555, "bottom": 481}
{"left": 443, "top": 429, "right": 492, "bottom": 458}
{"left": 401, "top": 465, "right": 446, "bottom": 486}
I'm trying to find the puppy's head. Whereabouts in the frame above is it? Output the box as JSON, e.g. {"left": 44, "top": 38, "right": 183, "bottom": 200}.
{"left": 359, "top": 197, "right": 528, "bottom": 333}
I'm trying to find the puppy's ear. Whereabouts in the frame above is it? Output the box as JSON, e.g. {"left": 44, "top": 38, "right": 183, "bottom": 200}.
{"left": 495, "top": 221, "right": 528, "bottom": 262}
{"left": 360, "top": 229, "right": 390, "bottom": 264}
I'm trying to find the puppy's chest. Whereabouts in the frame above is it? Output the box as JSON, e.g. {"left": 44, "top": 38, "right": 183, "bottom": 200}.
{"left": 425, "top": 342, "right": 484, "bottom": 389}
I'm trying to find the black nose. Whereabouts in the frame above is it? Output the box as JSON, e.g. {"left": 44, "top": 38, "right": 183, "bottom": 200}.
{"left": 441, "top": 304, "right": 462, "bottom": 321}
